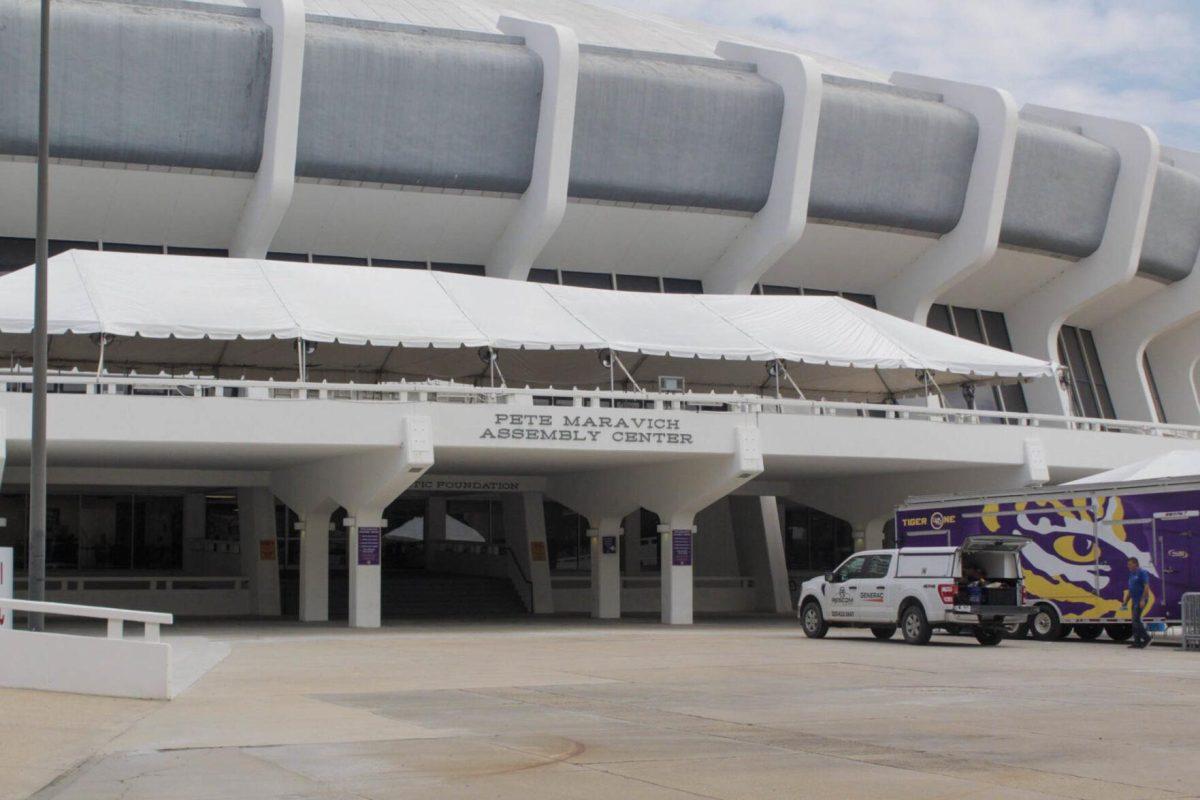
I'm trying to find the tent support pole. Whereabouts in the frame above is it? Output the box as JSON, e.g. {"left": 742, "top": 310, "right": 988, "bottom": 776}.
{"left": 492, "top": 352, "right": 507, "bottom": 388}
{"left": 297, "top": 339, "right": 306, "bottom": 383}
{"left": 95, "top": 334, "right": 106, "bottom": 382}
{"left": 780, "top": 361, "right": 805, "bottom": 400}
{"left": 613, "top": 353, "right": 642, "bottom": 392}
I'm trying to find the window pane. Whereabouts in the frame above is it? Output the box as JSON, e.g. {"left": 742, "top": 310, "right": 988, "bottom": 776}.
{"left": 802, "top": 288, "right": 837, "bottom": 296}
{"left": 167, "top": 247, "right": 229, "bottom": 258}
{"left": 1057, "top": 333, "right": 1085, "bottom": 417}
{"left": 1079, "top": 329, "right": 1116, "bottom": 419}
{"left": 862, "top": 554, "right": 892, "bottom": 579}
{"left": 662, "top": 277, "right": 702, "bottom": 294}
{"left": 615, "top": 274, "right": 661, "bottom": 293}
{"left": 266, "top": 251, "right": 310, "bottom": 263}
{"left": 46, "top": 495, "right": 81, "bottom": 570}
{"left": 372, "top": 258, "right": 426, "bottom": 270}
{"left": 761, "top": 284, "right": 800, "bottom": 295}
{"left": 1143, "top": 353, "right": 1167, "bottom": 423}
{"left": 312, "top": 254, "right": 368, "bottom": 265}
{"left": 432, "top": 262, "right": 485, "bottom": 276}
{"left": 1000, "top": 384, "right": 1028, "bottom": 414}
{"left": 843, "top": 292, "right": 877, "bottom": 308}
{"left": 927, "top": 304, "right": 954, "bottom": 335}
{"left": 103, "top": 242, "right": 163, "bottom": 254}
{"left": 980, "top": 311, "right": 1014, "bottom": 350}
{"left": 78, "top": 495, "right": 129, "bottom": 570}
{"left": 132, "top": 496, "right": 183, "bottom": 571}
{"left": 561, "top": 270, "right": 613, "bottom": 289}
{"left": 528, "top": 268, "right": 559, "bottom": 284}
{"left": 951, "top": 307, "right": 985, "bottom": 344}
{"left": 0, "top": 494, "right": 29, "bottom": 570}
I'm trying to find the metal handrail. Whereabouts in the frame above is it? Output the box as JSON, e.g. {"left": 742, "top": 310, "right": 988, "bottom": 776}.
{"left": 3, "top": 370, "right": 1198, "bottom": 440}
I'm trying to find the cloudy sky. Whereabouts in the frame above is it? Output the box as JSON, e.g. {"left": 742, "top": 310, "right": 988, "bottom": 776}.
{"left": 596, "top": 0, "right": 1200, "bottom": 151}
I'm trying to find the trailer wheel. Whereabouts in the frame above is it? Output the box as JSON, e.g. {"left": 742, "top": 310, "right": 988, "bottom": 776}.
{"left": 1029, "top": 605, "right": 1063, "bottom": 641}
{"left": 974, "top": 627, "right": 1003, "bottom": 646}
{"left": 1055, "top": 624, "right": 1074, "bottom": 640}
{"left": 1104, "top": 624, "right": 1133, "bottom": 642}
{"left": 870, "top": 626, "right": 896, "bottom": 640}
{"left": 901, "top": 604, "right": 932, "bottom": 645}
{"left": 801, "top": 601, "right": 829, "bottom": 639}
{"left": 1075, "top": 625, "right": 1103, "bottom": 641}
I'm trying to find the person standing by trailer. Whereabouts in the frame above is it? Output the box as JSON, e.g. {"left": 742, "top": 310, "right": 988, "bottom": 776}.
{"left": 1122, "top": 558, "right": 1152, "bottom": 649}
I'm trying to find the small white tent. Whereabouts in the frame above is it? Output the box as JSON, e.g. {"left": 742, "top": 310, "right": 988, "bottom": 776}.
{"left": 1065, "top": 450, "right": 1200, "bottom": 485}
{"left": 384, "top": 516, "right": 486, "bottom": 543}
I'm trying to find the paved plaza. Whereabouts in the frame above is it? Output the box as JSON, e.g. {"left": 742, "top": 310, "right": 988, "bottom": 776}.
{"left": 2, "top": 618, "right": 1197, "bottom": 800}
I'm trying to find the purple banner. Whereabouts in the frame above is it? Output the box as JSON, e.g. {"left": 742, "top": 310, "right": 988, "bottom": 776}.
{"left": 671, "top": 530, "right": 692, "bottom": 567}
{"left": 357, "top": 526, "right": 381, "bottom": 566}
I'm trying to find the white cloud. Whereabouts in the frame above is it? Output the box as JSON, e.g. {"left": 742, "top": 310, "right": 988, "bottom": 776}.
{"left": 592, "top": 0, "right": 1200, "bottom": 150}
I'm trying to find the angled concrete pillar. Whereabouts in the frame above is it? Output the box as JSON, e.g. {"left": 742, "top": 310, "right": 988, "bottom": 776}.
{"left": 1004, "top": 108, "right": 1159, "bottom": 415}
{"left": 486, "top": 15, "right": 579, "bottom": 280}
{"left": 588, "top": 517, "right": 622, "bottom": 619}
{"left": 238, "top": 487, "right": 282, "bottom": 616}
{"left": 295, "top": 503, "right": 336, "bottom": 622}
{"left": 704, "top": 42, "right": 822, "bottom": 295}
{"left": 423, "top": 496, "right": 447, "bottom": 570}
{"left": 182, "top": 492, "right": 206, "bottom": 575}
{"left": 729, "top": 496, "right": 791, "bottom": 614}
{"left": 1146, "top": 322, "right": 1200, "bottom": 425}
{"left": 230, "top": 0, "right": 305, "bottom": 257}
{"left": 876, "top": 75, "right": 1018, "bottom": 322}
{"left": 1092, "top": 148, "right": 1200, "bottom": 422}
{"left": 271, "top": 416, "right": 435, "bottom": 627}
{"left": 502, "top": 491, "right": 555, "bottom": 613}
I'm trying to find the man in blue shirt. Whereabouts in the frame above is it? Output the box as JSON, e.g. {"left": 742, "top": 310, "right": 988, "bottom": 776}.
{"left": 1122, "top": 557, "right": 1152, "bottom": 649}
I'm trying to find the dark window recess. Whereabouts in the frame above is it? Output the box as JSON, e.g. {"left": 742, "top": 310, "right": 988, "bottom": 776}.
{"left": 528, "top": 268, "right": 559, "bottom": 284}
{"left": 372, "top": 258, "right": 427, "bottom": 270}
{"left": 166, "top": 247, "right": 229, "bottom": 258}
{"left": 266, "top": 252, "right": 310, "bottom": 263}
{"left": 103, "top": 243, "right": 165, "bottom": 254}
{"left": 561, "top": 270, "right": 613, "bottom": 289}
{"left": 662, "top": 277, "right": 703, "bottom": 294}
{"left": 843, "top": 293, "right": 877, "bottom": 309}
{"left": 615, "top": 274, "right": 661, "bottom": 293}
{"left": 431, "top": 262, "right": 486, "bottom": 277}
{"left": 781, "top": 501, "right": 854, "bottom": 574}
{"left": 2, "top": 237, "right": 96, "bottom": 271}
{"left": 927, "top": 304, "right": 954, "bottom": 335}
{"left": 312, "top": 254, "right": 368, "bottom": 266}
{"left": 1058, "top": 325, "right": 1114, "bottom": 419}
{"left": 761, "top": 284, "right": 801, "bottom": 295}
{"left": 928, "top": 303, "right": 1027, "bottom": 416}
{"left": 1143, "top": 352, "right": 1168, "bottom": 423}
{"left": 802, "top": 288, "right": 837, "bottom": 296}
{"left": 1079, "top": 328, "right": 1116, "bottom": 419}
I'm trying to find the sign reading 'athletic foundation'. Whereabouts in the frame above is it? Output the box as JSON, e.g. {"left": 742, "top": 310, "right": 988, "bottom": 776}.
{"left": 479, "top": 413, "right": 694, "bottom": 445}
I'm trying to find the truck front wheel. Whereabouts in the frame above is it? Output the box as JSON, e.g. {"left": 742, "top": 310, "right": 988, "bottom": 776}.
{"left": 801, "top": 601, "right": 829, "bottom": 639}
{"left": 1029, "top": 605, "right": 1064, "bottom": 641}
{"left": 900, "top": 605, "right": 932, "bottom": 645}
{"left": 974, "top": 627, "right": 1003, "bottom": 646}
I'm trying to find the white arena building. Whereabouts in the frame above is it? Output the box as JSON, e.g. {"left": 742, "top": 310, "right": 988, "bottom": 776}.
{"left": 0, "top": 0, "right": 1199, "bottom": 627}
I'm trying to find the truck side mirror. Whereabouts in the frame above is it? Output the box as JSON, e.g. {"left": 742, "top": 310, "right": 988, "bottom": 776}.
{"left": 824, "top": 572, "right": 836, "bottom": 583}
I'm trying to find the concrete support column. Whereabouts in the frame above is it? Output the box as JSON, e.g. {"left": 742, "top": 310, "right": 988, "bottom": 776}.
{"left": 423, "top": 496, "right": 447, "bottom": 570}
{"left": 1004, "top": 107, "right": 1159, "bottom": 415}
{"left": 182, "top": 492, "right": 206, "bottom": 575}
{"left": 1091, "top": 148, "right": 1200, "bottom": 422}
{"left": 876, "top": 74, "right": 1018, "bottom": 322}
{"left": 229, "top": 0, "right": 305, "bottom": 257}
{"left": 1147, "top": 322, "right": 1200, "bottom": 425}
{"left": 621, "top": 511, "right": 641, "bottom": 576}
{"left": 729, "top": 496, "right": 791, "bottom": 614}
{"left": 487, "top": 15, "right": 580, "bottom": 280}
{"left": 346, "top": 513, "right": 385, "bottom": 629}
{"left": 502, "top": 491, "right": 555, "bottom": 614}
{"left": 704, "top": 42, "right": 822, "bottom": 294}
{"left": 297, "top": 508, "right": 332, "bottom": 622}
{"left": 658, "top": 521, "right": 696, "bottom": 625}
{"left": 237, "top": 487, "right": 281, "bottom": 616}
{"left": 588, "top": 518, "right": 622, "bottom": 619}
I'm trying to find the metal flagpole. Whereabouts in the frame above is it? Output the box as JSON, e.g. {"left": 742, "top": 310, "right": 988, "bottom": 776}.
{"left": 28, "top": 0, "right": 51, "bottom": 631}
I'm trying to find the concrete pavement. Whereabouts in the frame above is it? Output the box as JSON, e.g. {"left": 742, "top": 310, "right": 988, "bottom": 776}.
{"left": 2, "top": 618, "right": 1197, "bottom": 799}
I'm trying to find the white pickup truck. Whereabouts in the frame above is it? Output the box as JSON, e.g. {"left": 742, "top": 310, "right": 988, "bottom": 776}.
{"left": 797, "top": 535, "right": 1034, "bottom": 646}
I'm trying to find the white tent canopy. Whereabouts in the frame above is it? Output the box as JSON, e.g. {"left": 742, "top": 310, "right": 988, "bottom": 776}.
{"left": 384, "top": 516, "right": 485, "bottom": 543}
{"left": 0, "top": 251, "right": 1056, "bottom": 398}
{"left": 1065, "top": 450, "right": 1200, "bottom": 485}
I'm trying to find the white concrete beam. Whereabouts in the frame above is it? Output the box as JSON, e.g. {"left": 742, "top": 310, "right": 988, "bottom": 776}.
{"left": 1146, "top": 321, "right": 1200, "bottom": 425}
{"left": 876, "top": 75, "right": 1018, "bottom": 322}
{"left": 502, "top": 491, "right": 555, "bottom": 614}
{"left": 1004, "top": 107, "right": 1159, "bottom": 415}
{"left": 486, "top": 15, "right": 580, "bottom": 280}
{"left": 237, "top": 487, "right": 282, "bottom": 616}
{"left": 1092, "top": 147, "right": 1200, "bottom": 422}
{"left": 296, "top": 502, "right": 337, "bottom": 623}
{"left": 703, "top": 42, "right": 822, "bottom": 295}
{"left": 230, "top": 0, "right": 305, "bottom": 258}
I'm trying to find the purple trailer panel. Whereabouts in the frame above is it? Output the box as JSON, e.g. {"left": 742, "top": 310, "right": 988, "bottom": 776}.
{"left": 898, "top": 488, "right": 1200, "bottom": 623}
